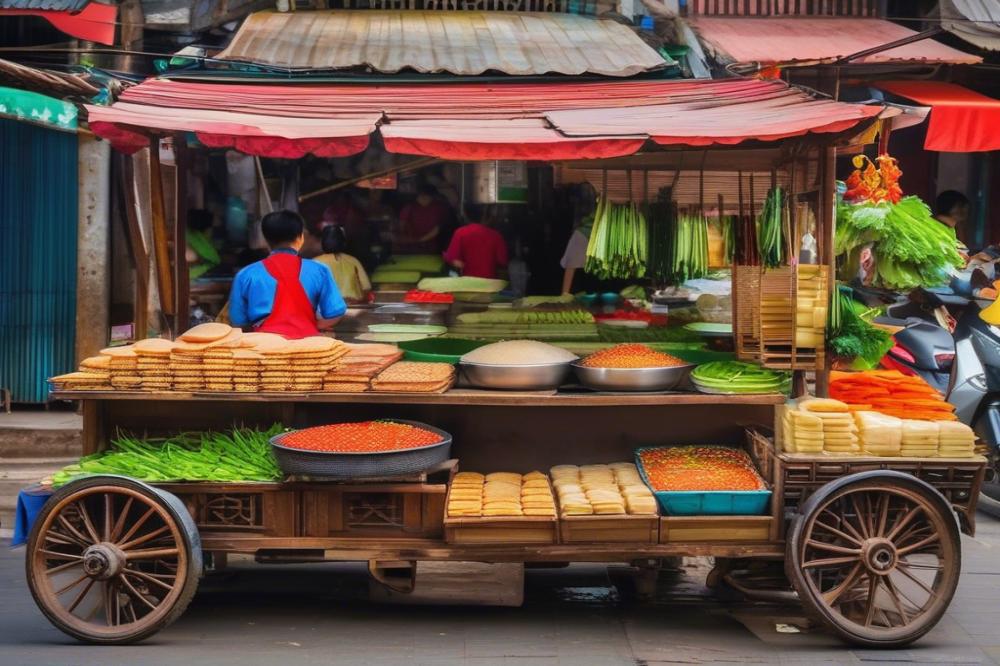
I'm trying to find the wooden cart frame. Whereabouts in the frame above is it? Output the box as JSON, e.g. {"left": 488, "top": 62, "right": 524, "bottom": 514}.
{"left": 27, "top": 391, "right": 985, "bottom": 647}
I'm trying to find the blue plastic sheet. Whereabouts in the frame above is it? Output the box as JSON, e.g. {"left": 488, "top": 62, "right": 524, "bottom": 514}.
{"left": 11, "top": 485, "right": 53, "bottom": 547}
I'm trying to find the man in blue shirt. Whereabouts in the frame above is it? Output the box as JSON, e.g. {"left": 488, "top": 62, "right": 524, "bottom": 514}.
{"left": 229, "top": 210, "right": 347, "bottom": 339}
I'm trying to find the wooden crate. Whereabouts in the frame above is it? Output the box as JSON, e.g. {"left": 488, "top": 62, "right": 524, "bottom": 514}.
{"left": 734, "top": 265, "right": 827, "bottom": 371}
{"left": 559, "top": 514, "right": 659, "bottom": 544}
{"left": 167, "top": 484, "right": 298, "bottom": 538}
{"left": 659, "top": 516, "right": 773, "bottom": 543}
{"left": 301, "top": 460, "right": 455, "bottom": 539}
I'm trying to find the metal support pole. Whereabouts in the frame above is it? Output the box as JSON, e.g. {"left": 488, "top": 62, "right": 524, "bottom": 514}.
{"left": 75, "top": 133, "right": 110, "bottom": 362}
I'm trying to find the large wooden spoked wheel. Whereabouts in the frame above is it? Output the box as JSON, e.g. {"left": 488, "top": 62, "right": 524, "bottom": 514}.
{"left": 26, "top": 476, "right": 201, "bottom": 644}
{"left": 787, "top": 472, "right": 961, "bottom": 649}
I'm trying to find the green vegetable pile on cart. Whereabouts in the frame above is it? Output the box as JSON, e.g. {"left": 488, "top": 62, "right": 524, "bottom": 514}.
{"left": 49, "top": 425, "right": 284, "bottom": 487}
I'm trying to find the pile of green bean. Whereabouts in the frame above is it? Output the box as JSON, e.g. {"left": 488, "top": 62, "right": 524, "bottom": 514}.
{"left": 50, "top": 425, "right": 284, "bottom": 487}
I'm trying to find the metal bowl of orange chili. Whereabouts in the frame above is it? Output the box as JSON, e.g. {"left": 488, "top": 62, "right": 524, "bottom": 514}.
{"left": 572, "top": 344, "right": 695, "bottom": 392}
{"left": 270, "top": 419, "right": 452, "bottom": 478}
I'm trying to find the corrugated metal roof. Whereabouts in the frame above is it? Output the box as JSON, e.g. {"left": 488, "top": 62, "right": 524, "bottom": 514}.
{"left": 688, "top": 17, "right": 982, "bottom": 65}
{"left": 942, "top": 0, "right": 1000, "bottom": 51}
{"left": 0, "top": 0, "right": 88, "bottom": 10}
{"left": 87, "top": 77, "right": 883, "bottom": 160}
{"left": 216, "top": 10, "right": 668, "bottom": 77}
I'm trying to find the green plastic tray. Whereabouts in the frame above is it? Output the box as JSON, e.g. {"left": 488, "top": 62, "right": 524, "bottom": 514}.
{"left": 397, "top": 338, "right": 488, "bottom": 364}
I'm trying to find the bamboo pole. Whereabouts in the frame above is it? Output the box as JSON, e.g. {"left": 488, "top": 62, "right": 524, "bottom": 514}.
{"left": 298, "top": 157, "right": 439, "bottom": 203}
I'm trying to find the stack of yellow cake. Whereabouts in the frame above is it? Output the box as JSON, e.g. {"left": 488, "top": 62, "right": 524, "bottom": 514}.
{"left": 901, "top": 420, "right": 940, "bottom": 457}
{"left": 446, "top": 471, "right": 555, "bottom": 518}
{"left": 133, "top": 338, "right": 174, "bottom": 391}
{"left": 550, "top": 463, "right": 657, "bottom": 516}
{"left": 855, "top": 411, "right": 903, "bottom": 456}
{"left": 106, "top": 346, "right": 141, "bottom": 390}
{"left": 371, "top": 361, "right": 455, "bottom": 394}
{"left": 783, "top": 398, "right": 859, "bottom": 454}
{"left": 170, "top": 323, "right": 237, "bottom": 390}
{"left": 322, "top": 344, "right": 403, "bottom": 392}
{"left": 938, "top": 421, "right": 976, "bottom": 457}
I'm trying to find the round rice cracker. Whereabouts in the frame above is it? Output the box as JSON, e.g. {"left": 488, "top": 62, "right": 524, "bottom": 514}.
{"left": 180, "top": 322, "right": 232, "bottom": 343}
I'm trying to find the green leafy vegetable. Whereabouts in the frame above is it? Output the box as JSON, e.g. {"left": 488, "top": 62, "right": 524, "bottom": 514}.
{"left": 691, "top": 361, "right": 790, "bottom": 394}
{"left": 835, "top": 195, "right": 963, "bottom": 289}
{"left": 757, "top": 186, "right": 785, "bottom": 268}
{"left": 827, "top": 285, "right": 893, "bottom": 369}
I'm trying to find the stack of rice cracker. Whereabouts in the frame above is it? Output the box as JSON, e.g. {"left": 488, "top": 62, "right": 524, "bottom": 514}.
{"left": 259, "top": 336, "right": 349, "bottom": 392}
{"left": 322, "top": 344, "right": 403, "bottom": 392}
{"left": 371, "top": 361, "right": 455, "bottom": 394}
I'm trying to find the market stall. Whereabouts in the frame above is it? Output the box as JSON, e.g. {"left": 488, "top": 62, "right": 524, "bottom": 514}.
{"left": 24, "top": 74, "right": 988, "bottom": 649}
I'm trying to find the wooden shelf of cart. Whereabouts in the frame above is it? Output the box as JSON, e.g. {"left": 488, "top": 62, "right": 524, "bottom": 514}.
{"left": 51, "top": 388, "right": 787, "bottom": 407}
{"left": 559, "top": 514, "right": 659, "bottom": 544}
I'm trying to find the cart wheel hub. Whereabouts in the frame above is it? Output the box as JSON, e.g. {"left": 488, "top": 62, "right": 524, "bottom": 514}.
{"left": 861, "top": 537, "right": 897, "bottom": 575}
{"left": 82, "top": 543, "right": 125, "bottom": 580}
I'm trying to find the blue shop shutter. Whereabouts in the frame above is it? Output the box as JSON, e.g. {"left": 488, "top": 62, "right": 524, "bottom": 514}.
{"left": 0, "top": 118, "right": 78, "bottom": 403}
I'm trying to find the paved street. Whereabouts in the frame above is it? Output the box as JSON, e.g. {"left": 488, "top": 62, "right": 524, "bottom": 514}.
{"left": 2, "top": 513, "right": 999, "bottom": 666}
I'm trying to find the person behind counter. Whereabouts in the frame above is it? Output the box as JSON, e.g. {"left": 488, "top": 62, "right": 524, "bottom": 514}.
{"left": 186, "top": 208, "right": 221, "bottom": 279}
{"left": 397, "top": 183, "right": 453, "bottom": 253}
{"left": 560, "top": 183, "right": 597, "bottom": 295}
{"left": 443, "top": 203, "right": 509, "bottom": 279}
{"left": 315, "top": 225, "right": 372, "bottom": 304}
{"left": 934, "top": 190, "right": 971, "bottom": 256}
{"left": 228, "top": 210, "right": 347, "bottom": 339}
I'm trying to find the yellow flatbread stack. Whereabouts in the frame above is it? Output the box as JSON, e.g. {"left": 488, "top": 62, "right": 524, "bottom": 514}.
{"left": 901, "top": 419, "right": 940, "bottom": 457}
{"left": 446, "top": 471, "right": 555, "bottom": 518}
{"left": 133, "top": 338, "right": 174, "bottom": 391}
{"left": 855, "top": 411, "right": 903, "bottom": 457}
{"left": 550, "top": 463, "right": 656, "bottom": 516}
{"left": 937, "top": 421, "right": 976, "bottom": 458}
{"left": 610, "top": 462, "right": 658, "bottom": 515}
{"left": 371, "top": 361, "right": 455, "bottom": 394}
{"left": 103, "top": 345, "right": 142, "bottom": 390}
{"left": 322, "top": 344, "right": 403, "bottom": 393}
{"left": 447, "top": 471, "right": 485, "bottom": 517}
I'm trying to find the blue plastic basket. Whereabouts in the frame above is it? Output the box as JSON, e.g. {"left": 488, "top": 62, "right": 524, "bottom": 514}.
{"left": 634, "top": 446, "right": 772, "bottom": 516}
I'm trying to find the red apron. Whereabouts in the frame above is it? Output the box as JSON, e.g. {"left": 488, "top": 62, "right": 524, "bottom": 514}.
{"left": 256, "top": 253, "right": 319, "bottom": 339}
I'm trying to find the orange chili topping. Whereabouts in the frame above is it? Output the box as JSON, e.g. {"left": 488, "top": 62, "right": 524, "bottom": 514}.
{"left": 280, "top": 421, "right": 441, "bottom": 453}
{"left": 580, "top": 343, "right": 686, "bottom": 369}
{"left": 638, "top": 446, "right": 765, "bottom": 492}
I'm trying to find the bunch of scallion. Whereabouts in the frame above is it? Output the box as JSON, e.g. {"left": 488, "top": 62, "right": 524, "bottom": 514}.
{"left": 668, "top": 213, "right": 710, "bottom": 282}
{"left": 50, "top": 425, "right": 285, "bottom": 487}
{"left": 585, "top": 197, "right": 649, "bottom": 280}
{"left": 757, "top": 186, "right": 785, "bottom": 268}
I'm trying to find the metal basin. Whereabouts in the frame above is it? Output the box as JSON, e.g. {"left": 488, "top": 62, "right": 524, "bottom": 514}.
{"left": 571, "top": 362, "right": 696, "bottom": 392}
{"left": 460, "top": 361, "right": 573, "bottom": 391}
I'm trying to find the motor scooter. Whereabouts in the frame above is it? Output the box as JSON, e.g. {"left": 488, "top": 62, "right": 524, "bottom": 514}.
{"left": 875, "top": 290, "right": 1000, "bottom": 510}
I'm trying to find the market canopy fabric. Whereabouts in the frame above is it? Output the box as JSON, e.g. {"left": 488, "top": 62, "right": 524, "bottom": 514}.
{"left": 877, "top": 81, "right": 1000, "bottom": 153}
{"left": 940, "top": 0, "right": 1000, "bottom": 51}
{"left": 86, "top": 77, "right": 884, "bottom": 160}
{"left": 215, "top": 10, "right": 668, "bottom": 77}
{"left": 687, "top": 17, "right": 982, "bottom": 66}
{"left": 0, "top": 1, "right": 116, "bottom": 45}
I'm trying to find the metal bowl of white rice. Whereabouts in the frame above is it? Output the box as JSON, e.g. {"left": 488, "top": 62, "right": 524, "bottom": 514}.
{"left": 459, "top": 341, "right": 577, "bottom": 390}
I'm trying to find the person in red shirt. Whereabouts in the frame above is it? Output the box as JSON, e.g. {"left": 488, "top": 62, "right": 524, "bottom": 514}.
{"left": 443, "top": 203, "right": 509, "bottom": 280}
{"left": 397, "top": 184, "right": 453, "bottom": 254}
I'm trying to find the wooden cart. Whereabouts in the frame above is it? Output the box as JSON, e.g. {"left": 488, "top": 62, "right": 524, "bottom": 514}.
{"left": 26, "top": 390, "right": 985, "bottom": 648}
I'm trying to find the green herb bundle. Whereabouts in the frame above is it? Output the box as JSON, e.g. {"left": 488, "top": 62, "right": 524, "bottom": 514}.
{"left": 827, "top": 285, "right": 893, "bottom": 369}
{"left": 757, "top": 186, "right": 785, "bottom": 268}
